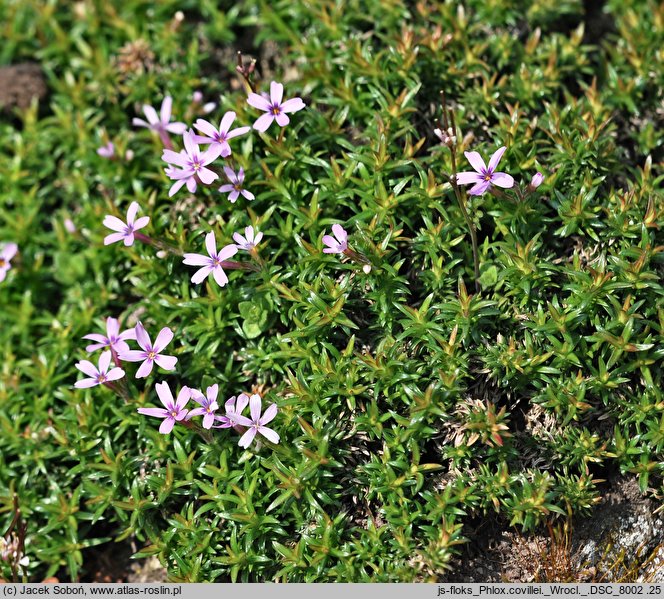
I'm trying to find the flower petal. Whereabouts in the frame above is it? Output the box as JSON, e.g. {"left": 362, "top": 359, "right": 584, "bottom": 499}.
{"left": 159, "top": 417, "right": 175, "bottom": 434}
{"left": 253, "top": 113, "right": 274, "bottom": 132}
{"left": 217, "top": 243, "right": 238, "bottom": 262}
{"left": 331, "top": 224, "right": 347, "bottom": 244}
{"left": 212, "top": 266, "right": 229, "bottom": 287}
{"left": 135, "top": 359, "right": 154, "bottom": 378}
{"left": 118, "top": 350, "right": 147, "bottom": 362}
{"left": 280, "top": 98, "right": 306, "bottom": 113}
{"left": 249, "top": 394, "right": 262, "bottom": 421}
{"left": 160, "top": 96, "right": 172, "bottom": 123}
{"left": 75, "top": 377, "right": 98, "bottom": 389}
{"left": 487, "top": 146, "right": 506, "bottom": 173}
{"left": 198, "top": 167, "right": 218, "bottom": 185}
{"left": 152, "top": 327, "right": 173, "bottom": 353}
{"left": 275, "top": 112, "right": 290, "bottom": 127}
{"left": 454, "top": 171, "right": 482, "bottom": 186}
{"left": 166, "top": 122, "right": 187, "bottom": 135}
{"left": 103, "top": 232, "right": 125, "bottom": 246}
{"left": 162, "top": 149, "right": 189, "bottom": 167}
{"left": 183, "top": 252, "right": 212, "bottom": 266}
{"left": 103, "top": 215, "right": 127, "bottom": 233}
{"left": 142, "top": 104, "right": 159, "bottom": 125}
{"left": 260, "top": 403, "right": 278, "bottom": 425}
{"left": 134, "top": 322, "right": 151, "bottom": 351}
{"left": 218, "top": 111, "right": 236, "bottom": 133}
{"left": 106, "top": 367, "right": 125, "bottom": 382}
{"left": 194, "top": 118, "right": 217, "bottom": 138}
{"left": 468, "top": 180, "right": 491, "bottom": 196}
{"left": 247, "top": 93, "right": 271, "bottom": 111}
{"left": 491, "top": 172, "right": 515, "bottom": 189}
{"left": 464, "top": 151, "right": 486, "bottom": 174}
{"left": 133, "top": 216, "right": 150, "bottom": 231}
{"left": 258, "top": 426, "right": 280, "bottom": 444}
{"left": 1, "top": 243, "right": 18, "bottom": 260}
{"left": 191, "top": 265, "right": 213, "bottom": 284}
{"left": 270, "top": 81, "right": 284, "bottom": 105}
{"left": 138, "top": 407, "right": 169, "bottom": 418}
{"left": 176, "top": 386, "right": 190, "bottom": 409}
{"left": 76, "top": 360, "right": 99, "bottom": 378}
{"left": 205, "top": 231, "right": 217, "bottom": 258}
{"left": 154, "top": 354, "right": 178, "bottom": 371}
{"left": 155, "top": 382, "right": 174, "bottom": 409}
{"left": 98, "top": 351, "right": 112, "bottom": 373}
{"left": 238, "top": 427, "right": 257, "bottom": 448}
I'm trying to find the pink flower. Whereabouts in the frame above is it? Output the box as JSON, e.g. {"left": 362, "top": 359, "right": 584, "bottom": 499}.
{"left": 97, "top": 142, "right": 115, "bottom": 159}
{"left": 75, "top": 351, "right": 125, "bottom": 388}
{"left": 132, "top": 96, "right": 187, "bottom": 135}
{"left": 232, "top": 226, "right": 263, "bottom": 251}
{"left": 194, "top": 112, "right": 250, "bottom": 158}
{"left": 187, "top": 384, "right": 220, "bottom": 429}
{"left": 235, "top": 394, "right": 280, "bottom": 447}
{"left": 83, "top": 317, "right": 136, "bottom": 354}
{"left": 162, "top": 130, "right": 221, "bottom": 197}
{"left": 0, "top": 243, "right": 18, "bottom": 282}
{"left": 454, "top": 146, "right": 514, "bottom": 196}
{"left": 218, "top": 167, "right": 254, "bottom": 203}
{"left": 223, "top": 393, "right": 250, "bottom": 426}
{"left": 183, "top": 231, "right": 238, "bottom": 287}
{"left": 118, "top": 322, "right": 177, "bottom": 378}
{"left": 137, "top": 382, "right": 190, "bottom": 434}
{"left": 103, "top": 202, "right": 150, "bottom": 246}
{"left": 247, "top": 81, "right": 306, "bottom": 132}
{"left": 64, "top": 218, "right": 76, "bottom": 233}
{"left": 529, "top": 171, "right": 544, "bottom": 190}
{"left": 322, "top": 224, "right": 348, "bottom": 254}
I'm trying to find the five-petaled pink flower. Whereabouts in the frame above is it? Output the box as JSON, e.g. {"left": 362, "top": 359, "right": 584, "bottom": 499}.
{"left": 233, "top": 226, "right": 263, "bottom": 251}
{"left": 183, "top": 231, "right": 238, "bottom": 287}
{"left": 0, "top": 243, "right": 18, "bottom": 282}
{"left": 119, "top": 322, "right": 178, "bottom": 378}
{"left": 132, "top": 96, "right": 187, "bottom": 135}
{"left": 455, "top": 146, "right": 514, "bottom": 196}
{"left": 219, "top": 167, "right": 254, "bottom": 203}
{"left": 103, "top": 201, "right": 150, "bottom": 246}
{"left": 247, "top": 81, "right": 306, "bottom": 132}
{"left": 75, "top": 350, "right": 125, "bottom": 389}
{"left": 83, "top": 317, "right": 136, "bottom": 354}
{"left": 188, "top": 384, "right": 220, "bottom": 429}
{"left": 221, "top": 393, "right": 250, "bottom": 427}
{"left": 194, "top": 112, "right": 250, "bottom": 158}
{"left": 137, "top": 382, "right": 190, "bottom": 434}
{"left": 235, "top": 394, "right": 280, "bottom": 448}
{"left": 322, "top": 224, "right": 348, "bottom": 254}
{"left": 162, "top": 130, "right": 221, "bottom": 197}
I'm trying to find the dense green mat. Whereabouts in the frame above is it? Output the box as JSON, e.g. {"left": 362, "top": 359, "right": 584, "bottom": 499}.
{"left": 0, "top": 0, "right": 663, "bottom": 582}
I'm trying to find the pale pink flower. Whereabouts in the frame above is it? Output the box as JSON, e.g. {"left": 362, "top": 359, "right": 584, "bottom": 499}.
{"left": 188, "top": 384, "right": 220, "bottom": 429}
{"left": 137, "top": 382, "right": 190, "bottom": 434}
{"left": 247, "top": 81, "right": 306, "bottom": 132}
{"left": 235, "top": 394, "right": 280, "bottom": 447}
{"left": 132, "top": 96, "right": 187, "bottom": 135}
{"left": 97, "top": 142, "right": 115, "bottom": 159}
{"left": 183, "top": 231, "right": 238, "bottom": 287}
{"left": 322, "top": 224, "right": 348, "bottom": 254}
{"left": 223, "top": 393, "right": 250, "bottom": 426}
{"left": 232, "top": 226, "right": 263, "bottom": 251}
{"left": 83, "top": 317, "right": 136, "bottom": 354}
{"left": 118, "top": 322, "right": 177, "bottom": 378}
{"left": 162, "top": 130, "right": 221, "bottom": 197}
{"left": 103, "top": 202, "right": 149, "bottom": 246}
{"left": 454, "top": 146, "right": 514, "bottom": 195}
{"left": 529, "top": 172, "right": 544, "bottom": 190}
{"left": 194, "top": 112, "right": 250, "bottom": 157}
{"left": 218, "top": 167, "right": 254, "bottom": 203}
{"left": 0, "top": 243, "right": 18, "bottom": 282}
{"left": 74, "top": 351, "right": 125, "bottom": 388}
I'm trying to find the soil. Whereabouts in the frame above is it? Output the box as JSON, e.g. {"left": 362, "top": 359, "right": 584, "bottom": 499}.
{"left": 0, "top": 63, "right": 48, "bottom": 112}
{"left": 443, "top": 473, "right": 664, "bottom": 583}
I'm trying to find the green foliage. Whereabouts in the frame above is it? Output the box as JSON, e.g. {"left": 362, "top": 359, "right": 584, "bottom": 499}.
{"left": 0, "top": 0, "right": 663, "bottom": 583}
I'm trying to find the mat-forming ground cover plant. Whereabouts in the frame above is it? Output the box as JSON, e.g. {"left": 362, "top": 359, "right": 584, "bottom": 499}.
{"left": 1, "top": 0, "right": 664, "bottom": 584}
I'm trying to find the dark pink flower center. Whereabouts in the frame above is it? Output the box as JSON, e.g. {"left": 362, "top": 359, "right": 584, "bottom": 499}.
{"left": 270, "top": 105, "right": 281, "bottom": 115}
{"left": 215, "top": 133, "right": 227, "bottom": 142}
{"left": 97, "top": 373, "right": 107, "bottom": 384}
{"left": 170, "top": 410, "right": 178, "bottom": 418}
{"left": 147, "top": 350, "right": 156, "bottom": 360}
{"left": 233, "top": 183, "right": 242, "bottom": 192}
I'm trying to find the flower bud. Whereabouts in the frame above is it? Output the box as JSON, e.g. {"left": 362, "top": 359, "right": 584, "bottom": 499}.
{"left": 529, "top": 171, "right": 544, "bottom": 190}
{"left": 192, "top": 90, "right": 203, "bottom": 104}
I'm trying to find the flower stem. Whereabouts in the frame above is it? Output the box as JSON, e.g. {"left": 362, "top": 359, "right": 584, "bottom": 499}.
{"left": 219, "top": 260, "right": 261, "bottom": 272}
{"left": 134, "top": 232, "right": 183, "bottom": 256}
